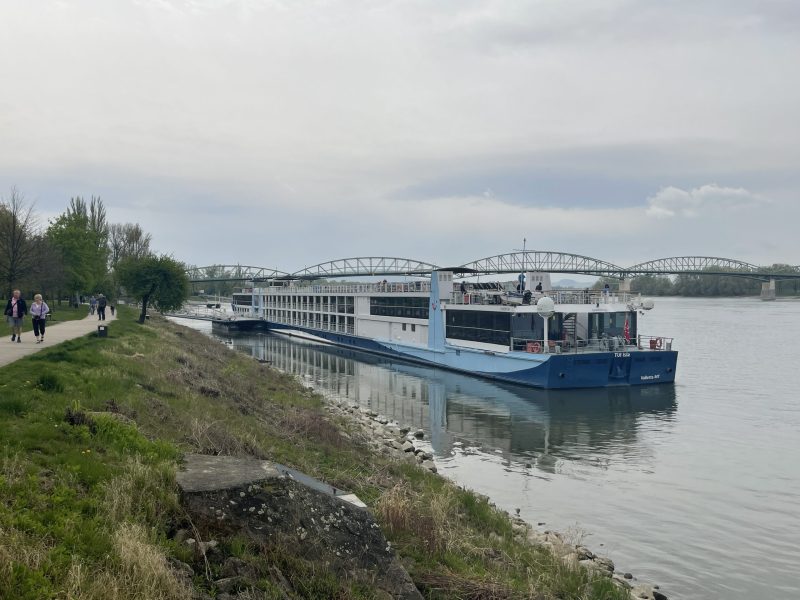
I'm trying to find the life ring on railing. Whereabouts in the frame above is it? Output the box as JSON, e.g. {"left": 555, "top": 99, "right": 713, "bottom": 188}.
{"left": 655, "top": 337, "right": 663, "bottom": 349}
{"left": 526, "top": 341, "right": 541, "bottom": 353}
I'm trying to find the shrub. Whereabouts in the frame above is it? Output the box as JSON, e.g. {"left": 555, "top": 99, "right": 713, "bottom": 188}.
{"left": 36, "top": 373, "right": 64, "bottom": 393}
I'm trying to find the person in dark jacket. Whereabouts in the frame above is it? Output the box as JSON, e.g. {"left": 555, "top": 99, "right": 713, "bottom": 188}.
{"left": 4, "top": 290, "right": 28, "bottom": 343}
{"left": 97, "top": 294, "right": 107, "bottom": 321}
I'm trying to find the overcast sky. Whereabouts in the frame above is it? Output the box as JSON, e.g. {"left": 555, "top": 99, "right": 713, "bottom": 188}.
{"left": 1, "top": 0, "right": 798, "bottom": 272}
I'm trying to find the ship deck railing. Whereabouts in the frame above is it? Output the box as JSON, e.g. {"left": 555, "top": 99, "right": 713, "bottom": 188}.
{"left": 170, "top": 305, "right": 230, "bottom": 320}
{"left": 263, "top": 281, "right": 431, "bottom": 295}
{"left": 452, "top": 289, "right": 641, "bottom": 307}
{"left": 510, "top": 334, "right": 674, "bottom": 354}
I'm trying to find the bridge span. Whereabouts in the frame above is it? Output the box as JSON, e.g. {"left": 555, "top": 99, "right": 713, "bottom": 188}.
{"left": 187, "top": 252, "right": 800, "bottom": 285}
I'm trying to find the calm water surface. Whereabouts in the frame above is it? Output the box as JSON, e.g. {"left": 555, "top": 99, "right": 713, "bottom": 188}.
{"left": 174, "top": 297, "right": 800, "bottom": 599}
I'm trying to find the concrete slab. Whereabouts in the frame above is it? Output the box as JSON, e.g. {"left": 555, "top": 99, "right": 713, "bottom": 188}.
{"left": 176, "top": 454, "right": 367, "bottom": 509}
{"left": 176, "top": 454, "right": 281, "bottom": 493}
{"left": 0, "top": 312, "right": 117, "bottom": 369}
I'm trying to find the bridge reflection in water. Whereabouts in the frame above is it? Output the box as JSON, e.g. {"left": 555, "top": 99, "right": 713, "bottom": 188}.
{"left": 221, "top": 332, "right": 678, "bottom": 474}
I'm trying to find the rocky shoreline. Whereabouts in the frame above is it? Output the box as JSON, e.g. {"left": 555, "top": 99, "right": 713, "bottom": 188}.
{"left": 321, "top": 395, "right": 670, "bottom": 600}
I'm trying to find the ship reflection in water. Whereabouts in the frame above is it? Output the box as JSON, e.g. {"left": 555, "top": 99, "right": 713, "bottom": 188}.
{"left": 223, "top": 332, "right": 678, "bottom": 475}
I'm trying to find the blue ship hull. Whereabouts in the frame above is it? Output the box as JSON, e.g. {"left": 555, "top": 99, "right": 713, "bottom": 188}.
{"left": 228, "top": 320, "right": 677, "bottom": 389}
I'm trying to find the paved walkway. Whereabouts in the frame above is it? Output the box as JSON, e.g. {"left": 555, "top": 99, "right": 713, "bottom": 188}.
{"left": 0, "top": 313, "right": 117, "bottom": 369}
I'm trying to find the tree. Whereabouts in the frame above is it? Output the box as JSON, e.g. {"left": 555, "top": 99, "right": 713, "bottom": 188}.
{"left": 117, "top": 254, "right": 189, "bottom": 323}
{"left": 108, "top": 222, "right": 153, "bottom": 299}
{"left": 0, "top": 187, "right": 38, "bottom": 296}
{"left": 630, "top": 275, "right": 675, "bottom": 296}
{"left": 47, "top": 196, "right": 110, "bottom": 304}
{"left": 108, "top": 222, "right": 152, "bottom": 269}
{"left": 26, "top": 234, "right": 67, "bottom": 303}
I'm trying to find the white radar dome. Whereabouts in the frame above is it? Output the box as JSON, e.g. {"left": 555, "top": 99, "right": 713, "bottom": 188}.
{"left": 641, "top": 298, "right": 655, "bottom": 310}
{"left": 536, "top": 296, "right": 555, "bottom": 317}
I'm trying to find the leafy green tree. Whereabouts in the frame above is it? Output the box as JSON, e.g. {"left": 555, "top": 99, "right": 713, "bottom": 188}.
{"left": 630, "top": 275, "right": 675, "bottom": 296}
{"left": 673, "top": 268, "right": 760, "bottom": 296}
{"left": 117, "top": 254, "right": 189, "bottom": 323}
{"left": 47, "top": 196, "right": 109, "bottom": 304}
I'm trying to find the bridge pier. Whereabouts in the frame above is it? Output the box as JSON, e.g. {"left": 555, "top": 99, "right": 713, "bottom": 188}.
{"left": 760, "top": 279, "right": 776, "bottom": 301}
{"left": 619, "top": 279, "right": 632, "bottom": 293}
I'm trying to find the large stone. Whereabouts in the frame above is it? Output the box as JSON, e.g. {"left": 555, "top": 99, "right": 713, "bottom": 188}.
{"left": 421, "top": 460, "right": 437, "bottom": 473}
{"left": 213, "top": 577, "right": 246, "bottom": 594}
{"left": 168, "top": 557, "right": 194, "bottom": 579}
{"left": 592, "top": 556, "right": 615, "bottom": 573}
{"left": 631, "top": 584, "right": 655, "bottom": 600}
{"left": 221, "top": 557, "right": 248, "bottom": 578}
{"left": 611, "top": 573, "right": 632, "bottom": 589}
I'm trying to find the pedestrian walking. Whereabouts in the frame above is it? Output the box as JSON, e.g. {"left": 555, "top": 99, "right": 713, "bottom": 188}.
{"left": 109, "top": 304, "right": 115, "bottom": 316}
{"left": 89, "top": 295, "right": 97, "bottom": 315}
{"left": 97, "top": 294, "right": 107, "bottom": 321}
{"left": 4, "top": 290, "right": 28, "bottom": 343}
{"left": 30, "top": 294, "right": 50, "bottom": 343}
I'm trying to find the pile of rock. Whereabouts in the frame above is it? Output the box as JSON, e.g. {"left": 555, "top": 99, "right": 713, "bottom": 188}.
{"left": 323, "top": 399, "right": 438, "bottom": 473}
{"left": 515, "top": 519, "right": 667, "bottom": 599}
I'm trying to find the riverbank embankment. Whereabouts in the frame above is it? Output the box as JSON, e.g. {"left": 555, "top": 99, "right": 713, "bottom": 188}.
{"left": 0, "top": 308, "right": 660, "bottom": 599}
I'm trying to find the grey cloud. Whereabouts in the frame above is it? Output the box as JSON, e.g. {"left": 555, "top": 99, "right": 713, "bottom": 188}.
{"left": 1, "top": 0, "right": 798, "bottom": 268}
{"left": 445, "top": 0, "right": 800, "bottom": 52}
{"left": 645, "top": 184, "right": 765, "bottom": 218}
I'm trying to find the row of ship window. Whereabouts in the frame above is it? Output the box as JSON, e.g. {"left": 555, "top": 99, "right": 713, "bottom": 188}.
{"left": 266, "top": 311, "right": 355, "bottom": 330}
{"left": 445, "top": 310, "right": 512, "bottom": 346}
{"left": 264, "top": 296, "right": 355, "bottom": 313}
{"left": 369, "top": 297, "right": 429, "bottom": 320}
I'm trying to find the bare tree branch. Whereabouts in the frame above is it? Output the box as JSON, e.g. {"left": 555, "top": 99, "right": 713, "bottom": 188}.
{"left": 0, "top": 187, "right": 39, "bottom": 296}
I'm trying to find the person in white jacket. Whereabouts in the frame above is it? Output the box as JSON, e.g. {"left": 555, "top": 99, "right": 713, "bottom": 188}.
{"left": 30, "top": 294, "right": 50, "bottom": 343}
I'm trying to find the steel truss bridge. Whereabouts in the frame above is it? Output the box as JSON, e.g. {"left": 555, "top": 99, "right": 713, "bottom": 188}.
{"left": 187, "top": 253, "right": 800, "bottom": 284}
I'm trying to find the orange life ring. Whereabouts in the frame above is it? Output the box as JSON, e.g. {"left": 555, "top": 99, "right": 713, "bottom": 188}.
{"left": 531, "top": 341, "right": 542, "bottom": 353}
{"left": 655, "top": 337, "right": 663, "bottom": 349}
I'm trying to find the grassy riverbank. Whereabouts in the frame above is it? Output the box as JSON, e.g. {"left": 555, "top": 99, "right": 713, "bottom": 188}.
{"left": 0, "top": 307, "right": 627, "bottom": 599}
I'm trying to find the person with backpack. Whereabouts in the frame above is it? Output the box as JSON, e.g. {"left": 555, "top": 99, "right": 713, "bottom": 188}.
{"left": 97, "top": 294, "right": 107, "bottom": 321}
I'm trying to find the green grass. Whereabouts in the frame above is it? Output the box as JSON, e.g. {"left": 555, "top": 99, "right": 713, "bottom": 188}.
{"left": 0, "top": 306, "right": 630, "bottom": 600}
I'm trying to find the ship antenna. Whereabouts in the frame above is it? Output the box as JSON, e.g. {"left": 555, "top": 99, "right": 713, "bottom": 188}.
{"left": 513, "top": 238, "right": 528, "bottom": 291}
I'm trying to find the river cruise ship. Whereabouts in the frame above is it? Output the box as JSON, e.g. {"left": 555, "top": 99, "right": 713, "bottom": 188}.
{"left": 226, "top": 271, "right": 677, "bottom": 389}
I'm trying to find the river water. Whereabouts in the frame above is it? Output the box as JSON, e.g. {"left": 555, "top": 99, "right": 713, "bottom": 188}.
{"left": 173, "top": 297, "right": 800, "bottom": 599}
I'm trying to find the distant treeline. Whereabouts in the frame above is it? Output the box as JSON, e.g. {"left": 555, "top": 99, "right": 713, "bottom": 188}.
{"left": 597, "top": 265, "right": 800, "bottom": 296}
